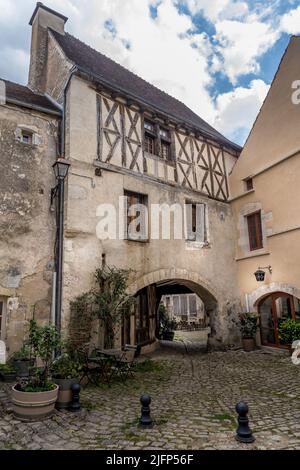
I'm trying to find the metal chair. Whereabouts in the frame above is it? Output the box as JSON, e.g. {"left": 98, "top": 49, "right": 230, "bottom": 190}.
{"left": 115, "top": 345, "right": 138, "bottom": 382}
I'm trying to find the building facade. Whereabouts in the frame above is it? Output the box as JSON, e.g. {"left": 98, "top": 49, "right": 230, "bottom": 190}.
{"left": 0, "top": 3, "right": 299, "bottom": 355}
{"left": 230, "top": 36, "right": 300, "bottom": 349}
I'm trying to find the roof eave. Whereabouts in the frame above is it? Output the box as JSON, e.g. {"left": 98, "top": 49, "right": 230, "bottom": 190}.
{"left": 6, "top": 97, "right": 62, "bottom": 117}
{"left": 73, "top": 66, "right": 241, "bottom": 155}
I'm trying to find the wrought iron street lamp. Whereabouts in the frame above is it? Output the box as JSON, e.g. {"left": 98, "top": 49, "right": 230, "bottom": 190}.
{"left": 52, "top": 158, "right": 71, "bottom": 180}
{"left": 51, "top": 158, "right": 71, "bottom": 333}
{"left": 254, "top": 265, "right": 272, "bottom": 282}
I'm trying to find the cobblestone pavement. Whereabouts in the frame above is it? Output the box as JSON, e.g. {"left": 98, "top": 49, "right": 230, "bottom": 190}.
{"left": 1, "top": 343, "right": 300, "bottom": 450}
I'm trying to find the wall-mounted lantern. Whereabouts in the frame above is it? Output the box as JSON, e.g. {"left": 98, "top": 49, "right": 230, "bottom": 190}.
{"left": 254, "top": 266, "right": 272, "bottom": 282}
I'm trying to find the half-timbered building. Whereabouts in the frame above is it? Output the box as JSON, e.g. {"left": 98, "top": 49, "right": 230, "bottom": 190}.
{"left": 1, "top": 3, "right": 244, "bottom": 354}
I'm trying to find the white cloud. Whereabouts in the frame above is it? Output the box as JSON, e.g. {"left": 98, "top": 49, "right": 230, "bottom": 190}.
{"left": 48, "top": 0, "right": 217, "bottom": 122}
{"left": 213, "top": 79, "right": 269, "bottom": 141}
{"left": 185, "top": 0, "right": 248, "bottom": 21}
{"left": 0, "top": 0, "right": 286, "bottom": 146}
{"left": 214, "top": 19, "right": 278, "bottom": 84}
{"left": 280, "top": 5, "right": 300, "bottom": 35}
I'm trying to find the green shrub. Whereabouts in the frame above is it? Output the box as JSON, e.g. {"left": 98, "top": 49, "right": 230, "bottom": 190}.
{"left": 0, "top": 364, "right": 17, "bottom": 373}
{"left": 239, "top": 312, "right": 258, "bottom": 339}
{"left": 278, "top": 319, "right": 300, "bottom": 345}
{"left": 51, "top": 353, "right": 83, "bottom": 379}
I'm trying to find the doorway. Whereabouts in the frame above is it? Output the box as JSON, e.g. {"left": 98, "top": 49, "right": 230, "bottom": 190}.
{"left": 259, "top": 292, "right": 300, "bottom": 348}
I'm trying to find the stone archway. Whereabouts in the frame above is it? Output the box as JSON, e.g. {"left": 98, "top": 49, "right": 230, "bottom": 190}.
{"left": 128, "top": 269, "right": 240, "bottom": 349}
{"left": 248, "top": 282, "right": 300, "bottom": 310}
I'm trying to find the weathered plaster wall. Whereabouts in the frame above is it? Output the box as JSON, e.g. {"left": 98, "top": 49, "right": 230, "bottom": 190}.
{"left": 230, "top": 36, "right": 300, "bottom": 310}
{"left": 61, "top": 76, "right": 241, "bottom": 346}
{"left": 0, "top": 104, "right": 59, "bottom": 353}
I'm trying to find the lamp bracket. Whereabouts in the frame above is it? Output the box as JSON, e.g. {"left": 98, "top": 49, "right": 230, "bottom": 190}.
{"left": 258, "top": 265, "right": 272, "bottom": 274}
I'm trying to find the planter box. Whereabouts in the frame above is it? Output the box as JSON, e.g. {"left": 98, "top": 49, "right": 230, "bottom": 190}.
{"left": 54, "top": 378, "right": 79, "bottom": 410}
{"left": 12, "top": 385, "right": 59, "bottom": 421}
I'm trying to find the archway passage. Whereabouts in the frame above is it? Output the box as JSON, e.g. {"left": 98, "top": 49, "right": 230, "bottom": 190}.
{"left": 259, "top": 292, "right": 300, "bottom": 348}
{"left": 123, "top": 276, "right": 218, "bottom": 350}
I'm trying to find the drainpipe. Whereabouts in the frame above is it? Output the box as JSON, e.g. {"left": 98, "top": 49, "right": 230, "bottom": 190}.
{"left": 54, "top": 66, "right": 77, "bottom": 333}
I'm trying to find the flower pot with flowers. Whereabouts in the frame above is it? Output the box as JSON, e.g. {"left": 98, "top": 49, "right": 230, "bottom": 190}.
{"left": 11, "top": 319, "right": 61, "bottom": 421}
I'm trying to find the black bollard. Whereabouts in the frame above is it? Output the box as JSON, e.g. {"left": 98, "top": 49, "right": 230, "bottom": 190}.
{"left": 140, "top": 394, "right": 153, "bottom": 428}
{"left": 235, "top": 401, "right": 255, "bottom": 443}
{"left": 69, "top": 383, "right": 81, "bottom": 412}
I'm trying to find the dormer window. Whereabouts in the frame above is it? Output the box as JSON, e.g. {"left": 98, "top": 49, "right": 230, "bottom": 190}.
{"left": 143, "top": 120, "right": 173, "bottom": 161}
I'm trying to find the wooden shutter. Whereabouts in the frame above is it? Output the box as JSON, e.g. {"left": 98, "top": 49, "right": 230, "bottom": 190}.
{"left": 247, "top": 211, "right": 263, "bottom": 250}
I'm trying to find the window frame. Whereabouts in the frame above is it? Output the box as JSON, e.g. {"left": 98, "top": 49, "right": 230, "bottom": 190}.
{"left": 124, "top": 190, "right": 149, "bottom": 242}
{"left": 20, "top": 130, "right": 33, "bottom": 145}
{"left": 143, "top": 119, "right": 174, "bottom": 162}
{"left": 247, "top": 210, "right": 263, "bottom": 251}
{"left": 244, "top": 177, "right": 254, "bottom": 192}
{"left": 185, "top": 200, "right": 207, "bottom": 243}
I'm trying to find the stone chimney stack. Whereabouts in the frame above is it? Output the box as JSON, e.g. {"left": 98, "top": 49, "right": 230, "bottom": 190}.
{"left": 28, "top": 2, "right": 68, "bottom": 93}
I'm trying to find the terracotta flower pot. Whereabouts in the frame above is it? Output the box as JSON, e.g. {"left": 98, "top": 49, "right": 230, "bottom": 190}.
{"left": 54, "top": 378, "right": 79, "bottom": 410}
{"left": 242, "top": 338, "right": 255, "bottom": 352}
{"left": 12, "top": 384, "right": 59, "bottom": 421}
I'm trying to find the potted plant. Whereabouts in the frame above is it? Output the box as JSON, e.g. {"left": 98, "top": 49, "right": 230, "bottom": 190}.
{"left": 92, "top": 266, "right": 136, "bottom": 349}
{"left": 0, "top": 363, "right": 17, "bottom": 383}
{"left": 158, "top": 305, "right": 177, "bottom": 341}
{"left": 239, "top": 312, "right": 258, "bottom": 352}
{"left": 51, "top": 353, "right": 83, "bottom": 410}
{"left": 278, "top": 319, "right": 300, "bottom": 353}
{"left": 11, "top": 319, "right": 61, "bottom": 421}
{"left": 12, "top": 344, "right": 34, "bottom": 377}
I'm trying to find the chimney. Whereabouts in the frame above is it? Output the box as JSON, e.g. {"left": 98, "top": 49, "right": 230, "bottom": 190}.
{"left": 28, "top": 2, "right": 68, "bottom": 93}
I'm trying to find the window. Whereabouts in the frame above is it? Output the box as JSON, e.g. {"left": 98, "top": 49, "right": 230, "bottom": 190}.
{"left": 244, "top": 177, "right": 253, "bottom": 192}
{"left": 185, "top": 201, "right": 206, "bottom": 242}
{"left": 124, "top": 190, "right": 148, "bottom": 241}
{"left": 189, "top": 295, "right": 197, "bottom": 315}
{"left": 21, "top": 130, "right": 33, "bottom": 145}
{"left": 247, "top": 211, "right": 263, "bottom": 251}
{"left": 143, "top": 120, "right": 173, "bottom": 161}
{"left": 144, "top": 133, "right": 155, "bottom": 154}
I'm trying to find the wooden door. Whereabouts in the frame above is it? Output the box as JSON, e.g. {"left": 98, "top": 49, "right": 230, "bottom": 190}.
{"left": 259, "top": 292, "right": 295, "bottom": 348}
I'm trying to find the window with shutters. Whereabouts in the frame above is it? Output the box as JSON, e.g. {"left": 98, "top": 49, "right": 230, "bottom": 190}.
{"left": 124, "top": 190, "right": 148, "bottom": 242}
{"left": 185, "top": 201, "right": 206, "bottom": 243}
{"left": 247, "top": 211, "right": 263, "bottom": 251}
{"left": 188, "top": 295, "right": 197, "bottom": 316}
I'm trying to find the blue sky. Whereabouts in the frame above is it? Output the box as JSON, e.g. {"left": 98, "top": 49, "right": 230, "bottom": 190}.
{"left": 0, "top": 0, "right": 299, "bottom": 145}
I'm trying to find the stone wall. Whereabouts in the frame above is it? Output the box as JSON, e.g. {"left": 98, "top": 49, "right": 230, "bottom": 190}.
{"left": 0, "top": 103, "right": 59, "bottom": 354}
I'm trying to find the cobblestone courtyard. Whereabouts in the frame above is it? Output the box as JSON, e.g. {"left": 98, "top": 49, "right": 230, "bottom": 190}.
{"left": 1, "top": 344, "right": 300, "bottom": 450}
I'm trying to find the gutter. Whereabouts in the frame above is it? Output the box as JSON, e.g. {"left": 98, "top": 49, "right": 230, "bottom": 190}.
{"left": 54, "top": 65, "right": 77, "bottom": 334}
{"left": 6, "top": 97, "right": 62, "bottom": 117}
